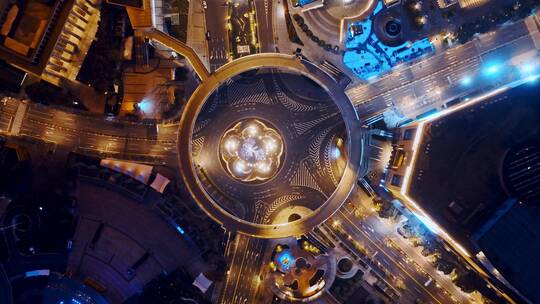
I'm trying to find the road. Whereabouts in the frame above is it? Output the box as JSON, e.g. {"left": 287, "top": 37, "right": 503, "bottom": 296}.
{"left": 254, "top": 0, "right": 275, "bottom": 53}
{"left": 0, "top": 98, "right": 178, "bottom": 165}
{"left": 0, "top": 98, "right": 17, "bottom": 133}
{"left": 360, "top": 212, "right": 472, "bottom": 303}
{"left": 318, "top": 223, "right": 448, "bottom": 303}
{"left": 3, "top": 9, "right": 535, "bottom": 172}
{"left": 204, "top": 0, "right": 231, "bottom": 71}
{"left": 218, "top": 233, "right": 266, "bottom": 304}
{"left": 349, "top": 14, "right": 540, "bottom": 122}
{"left": 326, "top": 192, "right": 471, "bottom": 304}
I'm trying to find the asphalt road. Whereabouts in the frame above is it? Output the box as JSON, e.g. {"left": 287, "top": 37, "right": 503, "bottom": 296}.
{"left": 349, "top": 16, "right": 540, "bottom": 121}
{"left": 0, "top": 99, "right": 178, "bottom": 165}
{"left": 0, "top": 98, "right": 17, "bottom": 132}
{"left": 205, "top": 0, "right": 231, "bottom": 71}
{"left": 331, "top": 207, "right": 468, "bottom": 304}
{"left": 254, "top": 0, "right": 275, "bottom": 53}
{"left": 219, "top": 233, "right": 267, "bottom": 304}
{"left": 2, "top": 11, "right": 535, "bottom": 169}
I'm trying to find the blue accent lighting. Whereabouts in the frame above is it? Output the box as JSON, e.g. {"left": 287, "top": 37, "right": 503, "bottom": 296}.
{"left": 138, "top": 99, "right": 154, "bottom": 114}
{"left": 526, "top": 74, "right": 540, "bottom": 83}
{"left": 483, "top": 62, "right": 503, "bottom": 77}
{"left": 333, "top": 148, "right": 341, "bottom": 159}
{"left": 460, "top": 75, "right": 473, "bottom": 86}
{"left": 412, "top": 212, "right": 441, "bottom": 235}
{"left": 278, "top": 252, "right": 294, "bottom": 271}
{"left": 519, "top": 62, "right": 538, "bottom": 80}
{"left": 520, "top": 62, "right": 537, "bottom": 73}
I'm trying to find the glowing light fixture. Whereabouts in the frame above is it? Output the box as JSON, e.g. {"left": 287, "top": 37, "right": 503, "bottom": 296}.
{"left": 519, "top": 61, "right": 537, "bottom": 74}
{"left": 137, "top": 99, "right": 154, "bottom": 115}
{"left": 460, "top": 75, "right": 473, "bottom": 86}
{"left": 518, "top": 61, "right": 539, "bottom": 82}
{"left": 483, "top": 62, "right": 503, "bottom": 77}
{"left": 220, "top": 119, "right": 284, "bottom": 182}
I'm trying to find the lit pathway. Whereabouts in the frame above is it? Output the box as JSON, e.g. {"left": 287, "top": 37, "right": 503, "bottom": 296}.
{"left": 141, "top": 28, "right": 211, "bottom": 81}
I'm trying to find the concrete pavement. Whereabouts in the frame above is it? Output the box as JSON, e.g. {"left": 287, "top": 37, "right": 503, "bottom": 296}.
{"left": 187, "top": 0, "right": 211, "bottom": 71}
{"left": 141, "top": 28, "right": 211, "bottom": 81}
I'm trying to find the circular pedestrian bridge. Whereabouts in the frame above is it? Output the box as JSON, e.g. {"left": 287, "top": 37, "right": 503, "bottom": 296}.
{"left": 177, "top": 54, "right": 364, "bottom": 238}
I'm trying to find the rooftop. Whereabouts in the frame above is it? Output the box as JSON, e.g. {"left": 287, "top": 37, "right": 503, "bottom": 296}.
{"left": 475, "top": 201, "right": 540, "bottom": 303}
{"left": 0, "top": 0, "right": 74, "bottom": 74}
{"left": 409, "top": 83, "right": 540, "bottom": 247}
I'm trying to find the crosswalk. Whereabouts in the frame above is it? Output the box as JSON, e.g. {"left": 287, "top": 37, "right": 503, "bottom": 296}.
{"left": 209, "top": 37, "right": 229, "bottom": 71}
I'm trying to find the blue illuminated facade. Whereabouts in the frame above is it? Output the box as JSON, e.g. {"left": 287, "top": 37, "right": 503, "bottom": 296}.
{"left": 343, "top": 1, "right": 434, "bottom": 81}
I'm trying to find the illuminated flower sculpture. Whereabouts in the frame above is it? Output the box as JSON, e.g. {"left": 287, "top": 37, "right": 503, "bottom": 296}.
{"left": 220, "top": 119, "right": 284, "bottom": 182}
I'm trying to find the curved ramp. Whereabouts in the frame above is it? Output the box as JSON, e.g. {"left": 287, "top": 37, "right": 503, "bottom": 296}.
{"left": 141, "top": 28, "right": 210, "bottom": 81}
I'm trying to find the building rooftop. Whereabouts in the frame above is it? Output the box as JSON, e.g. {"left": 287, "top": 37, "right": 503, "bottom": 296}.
{"left": 408, "top": 83, "right": 540, "bottom": 248}
{"left": 107, "top": 0, "right": 142, "bottom": 9}
{"left": 0, "top": 0, "right": 74, "bottom": 74}
{"left": 475, "top": 201, "right": 540, "bottom": 303}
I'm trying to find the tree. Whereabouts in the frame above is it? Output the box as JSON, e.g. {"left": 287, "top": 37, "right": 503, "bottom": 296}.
{"left": 434, "top": 259, "right": 455, "bottom": 275}
{"left": 455, "top": 271, "right": 480, "bottom": 293}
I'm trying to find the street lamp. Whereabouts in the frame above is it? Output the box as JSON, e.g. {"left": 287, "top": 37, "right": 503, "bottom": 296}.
{"left": 460, "top": 75, "right": 473, "bottom": 86}
{"left": 482, "top": 62, "right": 503, "bottom": 77}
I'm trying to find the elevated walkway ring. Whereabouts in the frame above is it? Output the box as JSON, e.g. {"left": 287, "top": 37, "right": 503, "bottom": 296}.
{"left": 140, "top": 28, "right": 211, "bottom": 81}
{"left": 177, "top": 54, "right": 364, "bottom": 238}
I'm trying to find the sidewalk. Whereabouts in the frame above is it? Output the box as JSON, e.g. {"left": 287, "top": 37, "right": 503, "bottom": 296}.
{"left": 274, "top": 0, "right": 361, "bottom": 86}
{"left": 187, "top": 0, "right": 210, "bottom": 71}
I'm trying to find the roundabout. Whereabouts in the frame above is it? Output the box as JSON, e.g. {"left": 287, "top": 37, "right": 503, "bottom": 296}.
{"left": 177, "top": 54, "right": 365, "bottom": 238}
